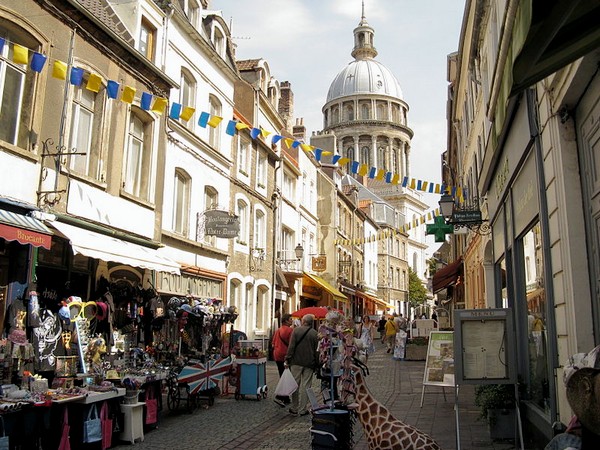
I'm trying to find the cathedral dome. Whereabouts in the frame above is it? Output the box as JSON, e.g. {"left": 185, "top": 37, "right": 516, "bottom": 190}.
{"left": 326, "top": 59, "right": 403, "bottom": 103}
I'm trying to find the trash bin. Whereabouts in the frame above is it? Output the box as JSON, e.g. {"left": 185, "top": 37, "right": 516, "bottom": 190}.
{"left": 310, "top": 408, "right": 353, "bottom": 449}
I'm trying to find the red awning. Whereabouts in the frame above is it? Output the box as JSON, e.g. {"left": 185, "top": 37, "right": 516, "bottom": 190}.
{"left": 0, "top": 210, "right": 52, "bottom": 249}
{"left": 432, "top": 257, "right": 463, "bottom": 293}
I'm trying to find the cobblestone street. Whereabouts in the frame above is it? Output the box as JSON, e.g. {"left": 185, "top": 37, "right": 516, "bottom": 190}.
{"left": 113, "top": 341, "right": 521, "bottom": 450}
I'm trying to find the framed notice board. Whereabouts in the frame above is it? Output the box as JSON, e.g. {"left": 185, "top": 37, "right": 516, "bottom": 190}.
{"left": 422, "top": 331, "right": 455, "bottom": 387}
{"left": 454, "top": 308, "right": 516, "bottom": 385}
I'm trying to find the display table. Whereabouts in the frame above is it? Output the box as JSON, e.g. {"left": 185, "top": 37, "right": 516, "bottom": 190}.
{"left": 120, "top": 401, "right": 145, "bottom": 444}
{"left": 235, "top": 357, "right": 267, "bottom": 400}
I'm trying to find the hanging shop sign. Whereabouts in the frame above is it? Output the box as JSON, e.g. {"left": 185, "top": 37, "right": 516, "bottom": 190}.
{"left": 312, "top": 256, "right": 326, "bottom": 272}
{"left": 204, "top": 210, "right": 240, "bottom": 238}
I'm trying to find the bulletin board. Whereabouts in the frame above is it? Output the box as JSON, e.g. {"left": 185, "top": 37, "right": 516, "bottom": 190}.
{"left": 454, "top": 308, "right": 516, "bottom": 385}
{"left": 422, "top": 331, "right": 455, "bottom": 387}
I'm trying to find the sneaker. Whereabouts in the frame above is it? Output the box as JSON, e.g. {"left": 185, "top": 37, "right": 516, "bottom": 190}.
{"left": 273, "top": 399, "right": 286, "bottom": 408}
{"left": 288, "top": 408, "right": 299, "bottom": 416}
{"left": 386, "top": 348, "right": 391, "bottom": 353}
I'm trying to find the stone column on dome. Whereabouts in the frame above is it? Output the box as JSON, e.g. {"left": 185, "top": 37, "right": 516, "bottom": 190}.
{"left": 354, "top": 136, "right": 359, "bottom": 166}
{"left": 371, "top": 136, "right": 377, "bottom": 168}
{"left": 405, "top": 145, "right": 411, "bottom": 179}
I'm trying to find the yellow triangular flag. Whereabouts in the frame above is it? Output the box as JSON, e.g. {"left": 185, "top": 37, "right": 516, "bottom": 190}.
{"left": 86, "top": 73, "right": 103, "bottom": 93}
{"left": 52, "top": 60, "right": 68, "bottom": 80}
{"left": 358, "top": 164, "right": 369, "bottom": 176}
{"left": 12, "top": 44, "right": 29, "bottom": 65}
{"left": 236, "top": 122, "right": 250, "bottom": 131}
{"left": 422, "top": 181, "right": 429, "bottom": 191}
{"left": 180, "top": 106, "right": 195, "bottom": 121}
{"left": 207, "top": 116, "right": 223, "bottom": 128}
{"left": 151, "top": 97, "right": 168, "bottom": 114}
{"left": 391, "top": 174, "right": 400, "bottom": 184}
{"left": 420, "top": 216, "right": 425, "bottom": 224}
{"left": 283, "top": 138, "right": 294, "bottom": 149}
{"left": 121, "top": 85, "right": 136, "bottom": 103}
{"left": 409, "top": 178, "right": 416, "bottom": 189}
{"left": 260, "top": 128, "right": 271, "bottom": 138}
{"left": 376, "top": 169, "right": 386, "bottom": 180}
{"left": 300, "top": 143, "right": 313, "bottom": 152}
{"left": 434, "top": 184, "right": 441, "bottom": 194}
{"left": 338, "top": 157, "right": 350, "bottom": 165}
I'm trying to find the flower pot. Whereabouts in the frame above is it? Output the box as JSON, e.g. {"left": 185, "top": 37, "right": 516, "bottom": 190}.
{"left": 487, "top": 408, "right": 516, "bottom": 440}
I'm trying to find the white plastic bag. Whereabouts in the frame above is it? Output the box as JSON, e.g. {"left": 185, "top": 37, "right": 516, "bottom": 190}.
{"left": 274, "top": 368, "right": 298, "bottom": 397}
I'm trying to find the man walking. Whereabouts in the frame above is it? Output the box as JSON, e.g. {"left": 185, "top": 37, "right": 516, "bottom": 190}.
{"left": 272, "top": 313, "right": 293, "bottom": 407}
{"left": 285, "top": 314, "right": 319, "bottom": 416}
{"left": 384, "top": 315, "right": 397, "bottom": 353}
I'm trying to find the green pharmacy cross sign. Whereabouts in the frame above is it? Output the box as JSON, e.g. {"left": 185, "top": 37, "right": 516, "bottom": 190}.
{"left": 426, "top": 216, "right": 454, "bottom": 242}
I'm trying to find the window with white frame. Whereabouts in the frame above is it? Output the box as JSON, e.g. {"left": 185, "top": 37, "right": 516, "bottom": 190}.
{"left": 302, "top": 172, "right": 307, "bottom": 203}
{"left": 173, "top": 168, "right": 190, "bottom": 236}
{"left": 68, "top": 83, "right": 105, "bottom": 180}
{"left": 213, "top": 26, "right": 225, "bottom": 57}
{"left": 254, "top": 208, "right": 266, "bottom": 251}
{"left": 282, "top": 171, "right": 295, "bottom": 202}
{"left": 236, "top": 198, "right": 248, "bottom": 245}
{"left": 256, "top": 150, "right": 267, "bottom": 188}
{"left": 180, "top": 70, "right": 195, "bottom": 126}
{"left": 185, "top": 0, "right": 199, "bottom": 27}
{"left": 123, "top": 108, "right": 153, "bottom": 201}
{"left": 238, "top": 134, "right": 250, "bottom": 176}
{"left": 208, "top": 94, "right": 221, "bottom": 149}
{"left": 0, "top": 26, "right": 36, "bottom": 148}
{"left": 310, "top": 180, "right": 315, "bottom": 210}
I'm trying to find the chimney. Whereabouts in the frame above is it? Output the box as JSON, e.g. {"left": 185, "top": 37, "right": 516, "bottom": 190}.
{"left": 279, "top": 81, "right": 293, "bottom": 132}
{"left": 293, "top": 118, "right": 306, "bottom": 142}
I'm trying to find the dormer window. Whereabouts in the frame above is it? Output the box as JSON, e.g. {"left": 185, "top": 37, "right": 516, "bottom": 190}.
{"left": 213, "top": 27, "right": 224, "bottom": 57}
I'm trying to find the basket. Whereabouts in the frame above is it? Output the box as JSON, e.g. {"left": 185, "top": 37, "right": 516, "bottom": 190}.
{"left": 124, "top": 389, "right": 139, "bottom": 404}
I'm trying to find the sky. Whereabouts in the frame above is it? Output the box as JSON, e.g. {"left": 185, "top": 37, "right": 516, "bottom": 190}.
{"left": 211, "top": 0, "right": 466, "bottom": 253}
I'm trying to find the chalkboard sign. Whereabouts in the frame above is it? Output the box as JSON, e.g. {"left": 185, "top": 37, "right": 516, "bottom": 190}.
{"left": 422, "top": 331, "right": 455, "bottom": 387}
{"left": 454, "top": 308, "right": 516, "bottom": 385}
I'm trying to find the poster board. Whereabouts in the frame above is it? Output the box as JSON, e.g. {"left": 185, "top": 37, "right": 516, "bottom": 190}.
{"left": 454, "top": 308, "right": 516, "bottom": 385}
{"left": 422, "top": 331, "right": 455, "bottom": 387}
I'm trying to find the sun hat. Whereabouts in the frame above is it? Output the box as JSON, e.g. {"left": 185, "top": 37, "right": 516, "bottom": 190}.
{"left": 563, "top": 344, "right": 600, "bottom": 387}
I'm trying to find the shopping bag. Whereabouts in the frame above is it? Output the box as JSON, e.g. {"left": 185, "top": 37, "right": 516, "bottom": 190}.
{"left": 274, "top": 368, "right": 298, "bottom": 397}
{"left": 58, "top": 408, "right": 70, "bottom": 450}
{"left": 145, "top": 387, "right": 158, "bottom": 425}
{"left": 0, "top": 416, "right": 9, "bottom": 450}
{"left": 83, "top": 404, "right": 102, "bottom": 443}
{"left": 100, "top": 401, "right": 113, "bottom": 450}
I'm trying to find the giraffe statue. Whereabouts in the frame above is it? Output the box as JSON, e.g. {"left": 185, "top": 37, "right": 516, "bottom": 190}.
{"left": 352, "top": 364, "right": 441, "bottom": 450}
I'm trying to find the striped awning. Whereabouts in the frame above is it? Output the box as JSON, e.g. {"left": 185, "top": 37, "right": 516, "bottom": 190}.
{"left": 0, "top": 209, "right": 52, "bottom": 249}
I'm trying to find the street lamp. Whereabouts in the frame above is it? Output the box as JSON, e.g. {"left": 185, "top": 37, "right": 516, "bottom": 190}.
{"left": 277, "top": 244, "right": 304, "bottom": 266}
{"left": 294, "top": 244, "right": 304, "bottom": 260}
{"left": 438, "top": 194, "right": 491, "bottom": 235}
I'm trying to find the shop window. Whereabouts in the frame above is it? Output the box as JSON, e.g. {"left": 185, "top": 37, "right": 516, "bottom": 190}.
{"left": 521, "top": 222, "right": 549, "bottom": 411}
{"left": 0, "top": 24, "right": 37, "bottom": 149}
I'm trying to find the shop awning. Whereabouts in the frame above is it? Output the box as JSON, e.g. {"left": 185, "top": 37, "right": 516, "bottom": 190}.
{"left": 0, "top": 209, "right": 52, "bottom": 249}
{"left": 359, "top": 292, "right": 393, "bottom": 310}
{"left": 432, "top": 257, "right": 463, "bottom": 293}
{"left": 275, "top": 266, "right": 289, "bottom": 289}
{"left": 303, "top": 272, "right": 347, "bottom": 302}
{"left": 49, "top": 221, "right": 180, "bottom": 274}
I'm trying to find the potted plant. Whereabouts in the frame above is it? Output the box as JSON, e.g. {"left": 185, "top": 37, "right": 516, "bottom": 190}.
{"left": 474, "top": 383, "right": 516, "bottom": 440}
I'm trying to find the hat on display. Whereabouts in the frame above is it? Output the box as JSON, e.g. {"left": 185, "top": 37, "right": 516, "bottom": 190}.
{"left": 563, "top": 344, "right": 600, "bottom": 387}
{"left": 96, "top": 302, "right": 108, "bottom": 321}
{"left": 58, "top": 304, "right": 71, "bottom": 323}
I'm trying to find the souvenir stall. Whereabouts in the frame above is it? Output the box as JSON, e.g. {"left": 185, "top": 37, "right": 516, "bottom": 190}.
{"left": 0, "top": 274, "right": 241, "bottom": 448}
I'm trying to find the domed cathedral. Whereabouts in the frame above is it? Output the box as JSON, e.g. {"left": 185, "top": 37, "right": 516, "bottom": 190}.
{"left": 321, "top": 4, "right": 429, "bottom": 284}
{"left": 322, "top": 6, "right": 412, "bottom": 182}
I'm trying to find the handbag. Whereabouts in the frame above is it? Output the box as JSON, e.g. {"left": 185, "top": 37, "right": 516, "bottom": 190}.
{"left": 145, "top": 386, "right": 158, "bottom": 425}
{"left": 0, "top": 416, "right": 9, "bottom": 450}
{"left": 83, "top": 404, "right": 102, "bottom": 443}
{"left": 100, "top": 402, "right": 113, "bottom": 450}
{"left": 274, "top": 368, "right": 298, "bottom": 397}
{"left": 58, "top": 408, "right": 70, "bottom": 450}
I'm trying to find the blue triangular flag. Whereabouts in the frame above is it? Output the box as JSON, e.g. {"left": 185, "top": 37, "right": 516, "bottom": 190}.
{"left": 30, "top": 52, "right": 47, "bottom": 73}
{"left": 351, "top": 161, "right": 360, "bottom": 174}
{"left": 225, "top": 120, "right": 237, "bottom": 136}
{"left": 368, "top": 167, "right": 377, "bottom": 179}
{"left": 198, "top": 112, "right": 210, "bottom": 127}
{"left": 250, "top": 128, "right": 261, "bottom": 139}
{"left": 106, "top": 80, "right": 120, "bottom": 99}
{"left": 314, "top": 149, "right": 323, "bottom": 161}
{"left": 169, "top": 103, "right": 182, "bottom": 119}
{"left": 272, "top": 135, "right": 283, "bottom": 145}
{"left": 141, "top": 92, "right": 153, "bottom": 110}
{"left": 332, "top": 155, "right": 342, "bottom": 165}
{"left": 70, "top": 67, "right": 84, "bottom": 86}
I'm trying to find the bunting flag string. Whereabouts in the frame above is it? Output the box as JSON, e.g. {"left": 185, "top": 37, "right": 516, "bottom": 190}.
{"left": 334, "top": 208, "right": 442, "bottom": 246}
{"left": 6, "top": 37, "right": 466, "bottom": 200}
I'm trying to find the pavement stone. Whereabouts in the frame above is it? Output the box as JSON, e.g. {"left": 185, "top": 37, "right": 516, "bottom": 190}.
{"left": 111, "top": 340, "right": 530, "bottom": 449}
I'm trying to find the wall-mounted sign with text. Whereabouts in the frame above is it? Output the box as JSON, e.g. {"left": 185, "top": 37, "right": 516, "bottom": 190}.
{"left": 204, "top": 210, "right": 240, "bottom": 238}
